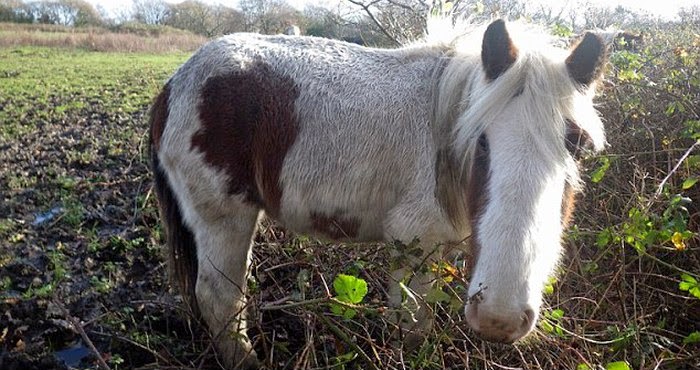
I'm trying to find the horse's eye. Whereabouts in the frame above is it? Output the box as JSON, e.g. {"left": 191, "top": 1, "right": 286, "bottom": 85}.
{"left": 477, "top": 134, "right": 489, "bottom": 153}
{"left": 565, "top": 119, "right": 592, "bottom": 159}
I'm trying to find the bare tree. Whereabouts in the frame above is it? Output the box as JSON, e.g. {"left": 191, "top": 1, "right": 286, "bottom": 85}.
{"left": 132, "top": 0, "right": 170, "bottom": 25}
{"left": 27, "top": 0, "right": 102, "bottom": 26}
{"left": 304, "top": 5, "right": 345, "bottom": 38}
{"left": 0, "top": 0, "right": 33, "bottom": 23}
{"left": 239, "top": 0, "right": 303, "bottom": 34}
{"left": 343, "top": 0, "right": 530, "bottom": 46}
{"left": 167, "top": 1, "right": 245, "bottom": 37}
{"left": 678, "top": 5, "right": 700, "bottom": 25}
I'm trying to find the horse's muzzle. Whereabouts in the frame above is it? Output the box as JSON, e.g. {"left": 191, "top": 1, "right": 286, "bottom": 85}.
{"left": 464, "top": 303, "right": 536, "bottom": 343}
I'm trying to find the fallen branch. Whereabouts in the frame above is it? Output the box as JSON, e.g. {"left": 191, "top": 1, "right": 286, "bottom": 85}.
{"left": 54, "top": 299, "right": 111, "bottom": 370}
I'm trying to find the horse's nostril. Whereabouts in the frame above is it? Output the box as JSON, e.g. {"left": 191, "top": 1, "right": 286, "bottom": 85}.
{"left": 521, "top": 308, "right": 535, "bottom": 331}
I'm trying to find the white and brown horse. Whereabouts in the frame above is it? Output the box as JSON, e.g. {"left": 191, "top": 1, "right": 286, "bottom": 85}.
{"left": 149, "top": 19, "right": 608, "bottom": 368}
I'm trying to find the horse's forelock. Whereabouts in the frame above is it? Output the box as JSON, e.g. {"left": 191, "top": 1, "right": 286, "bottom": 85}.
{"left": 429, "top": 20, "right": 604, "bottom": 162}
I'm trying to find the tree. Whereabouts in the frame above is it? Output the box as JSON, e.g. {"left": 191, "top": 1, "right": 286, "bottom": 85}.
{"left": 238, "top": 0, "right": 303, "bottom": 34}
{"left": 167, "top": 1, "right": 245, "bottom": 37}
{"left": 0, "top": 0, "right": 33, "bottom": 23}
{"left": 678, "top": 6, "right": 700, "bottom": 25}
{"left": 343, "top": 0, "right": 530, "bottom": 46}
{"left": 27, "top": 0, "right": 102, "bottom": 26}
{"left": 132, "top": 0, "right": 170, "bottom": 25}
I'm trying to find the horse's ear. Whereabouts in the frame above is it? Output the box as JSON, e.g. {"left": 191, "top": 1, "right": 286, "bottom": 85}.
{"left": 481, "top": 19, "right": 518, "bottom": 81}
{"left": 566, "top": 32, "right": 608, "bottom": 86}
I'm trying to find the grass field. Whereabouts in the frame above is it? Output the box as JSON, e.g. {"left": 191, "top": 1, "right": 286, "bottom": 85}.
{"left": 0, "top": 29, "right": 698, "bottom": 370}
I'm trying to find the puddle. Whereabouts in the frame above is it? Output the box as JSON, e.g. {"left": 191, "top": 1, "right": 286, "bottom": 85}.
{"left": 32, "top": 206, "right": 63, "bottom": 226}
{"left": 54, "top": 341, "right": 92, "bottom": 368}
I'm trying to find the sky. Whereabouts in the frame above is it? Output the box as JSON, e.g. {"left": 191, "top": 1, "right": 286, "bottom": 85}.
{"left": 88, "top": 0, "right": 697, "bottom": 21}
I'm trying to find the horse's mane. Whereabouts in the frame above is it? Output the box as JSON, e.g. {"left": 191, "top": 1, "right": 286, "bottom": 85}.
{"left": 420, "top": 17, "right": 606, "bottom": 190}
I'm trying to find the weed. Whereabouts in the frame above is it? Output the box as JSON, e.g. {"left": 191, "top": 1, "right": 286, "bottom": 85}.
{"left": 90, "top": 276, "right": 113, "bottom": 293}
{"left": 0, "top": 276, "right": 12, "bottom": 292}
{"left": 540, "top": 309, "right": 566, "bottom": 337}
{"left": 108, "top": 235, "right": 144, "bottom": 252}
{"left": 330, "top": 274, "right": 367, "bottom": 319}
{"left": 61, "top": 195, "right": 85, "bottom": 227}
{"left": 679, "top": 274, "right": 700, "bottom": 299}
{"left": 6, "top": 173, "right": 36, "bottom": 190}
{"left": 0, "top": 218, "right": 16, "bottom": 236}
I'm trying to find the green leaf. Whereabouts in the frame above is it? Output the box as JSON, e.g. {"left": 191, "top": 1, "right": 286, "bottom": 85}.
{"left": 550, "top": 309, "right": 565, "bottom": 321}
{"left": 596, "top": 228, "right": 612, "bottom": 248}
{"left": 605, "top": 361, "right": 631, "bottom": 370}
{"left": 333, "top": 274, "right": 368, "bottom": 304}
{"left": 577, "top": 364, "right": 592, "bottom": 370}
{"left": 590, "top": 157, "right": 610, "bottom": 183}
{"left": 426, "top": 287, "right": 451, "bottom": 303}
{"left": 683, "top": 331, "right": 700, "bottom": 344}
{"left": 542, "top": 276, "right": 557, "bottom": 295}
{"left": 681, "top": 273, "right": 698, "bottom": 285}
{"left": 686, "top": 154, "right": 700, "bottom": 168}
{"left": 540, "top": 319, "right": 554, "bottom": 333}
{"left": 330, "top": 303, "right": 357, "bottom": 319}
{"left": 682, "top": 177, "right": 698, "bottom": 190}
{"left": 333, "top": 351, "right": 357, "bottom": 364}
{"left": 691, "top": 287, "right": 700, "bottom": 299}
{"left": 330, "top": 274, "right": 368, "bottom": 320}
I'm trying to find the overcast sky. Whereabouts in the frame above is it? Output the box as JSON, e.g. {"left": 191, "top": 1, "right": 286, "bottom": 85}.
{"left": 88, "top": 0, "right": 696, "bottom": 21}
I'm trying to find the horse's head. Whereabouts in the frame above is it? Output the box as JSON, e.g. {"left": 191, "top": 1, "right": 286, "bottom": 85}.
{"left": 459, "top": 20, "right": 608, "bottom": 343}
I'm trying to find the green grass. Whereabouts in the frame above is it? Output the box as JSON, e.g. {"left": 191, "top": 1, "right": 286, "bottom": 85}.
{"left": 0, "top": 46, "right": 188, "bottom": 141}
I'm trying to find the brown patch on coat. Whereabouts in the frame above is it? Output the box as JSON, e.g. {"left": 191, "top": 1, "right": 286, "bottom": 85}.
{"left": 149, "top": 82, "right": 171, "bottom": 152}
{"left": 435, "top": 148, "right": 470, "bottom": 236}
{"left": 561, "top": 183, "right": 577, "bottom": 228}
{"left": 436, "top": 134, "right": 490, "bottom": 271}
{"left": 566, "top": 32, "right": 608, "bottom": 86}
{"left": 464, "top": 135, "right": 490, "bottom": 269}
{"left": 191, "top": 61, "right": 300, "bottom": 217}
{"left": 466, "top": 135, "right": 490, "bottom": 223}
{"left": 565, "top": 119, "right": 593, "bottom": 160}
{"left": 310, "top": 211, "right": 360, "bottom": 240}
{"left": 456, "top": 135, "right": 490, "bottom": 270}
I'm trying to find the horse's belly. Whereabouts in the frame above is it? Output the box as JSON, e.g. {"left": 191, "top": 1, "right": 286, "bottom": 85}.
{"left": 280, "top": 209, "right": 385, "bottom": 242}
{"left": 276, "top": 182, "right": 395, "bottom": 242}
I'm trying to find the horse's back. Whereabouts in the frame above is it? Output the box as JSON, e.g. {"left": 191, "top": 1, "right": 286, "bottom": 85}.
{"left": 158, "top": 33, "right": 446, "bottom": 241}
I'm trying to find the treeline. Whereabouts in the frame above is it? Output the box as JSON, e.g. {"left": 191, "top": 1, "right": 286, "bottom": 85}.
{"left": 0, "top": 0, "right": 392, "bottom": 45}
{"left": 1, "top": 0, "right": 700, "bottom": 47}
{"left": 0, "top": 0, "right": 101, "bottom": 26}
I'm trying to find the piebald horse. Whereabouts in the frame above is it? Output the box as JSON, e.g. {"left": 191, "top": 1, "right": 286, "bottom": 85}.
{"left": 149, "top": 19, "right": 608, "bottom": 368}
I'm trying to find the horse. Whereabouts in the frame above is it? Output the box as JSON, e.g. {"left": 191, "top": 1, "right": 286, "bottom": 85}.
{"left": 149, "top": 19, "right": 609, "bottom": 368}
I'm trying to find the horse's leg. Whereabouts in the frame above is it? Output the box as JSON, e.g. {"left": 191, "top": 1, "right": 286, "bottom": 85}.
{"left": 388, "top": 240, "right": 441, "bottom": 339}
{"left": 193, "top": 205, "right": 261, "bottom": 369}
{"left": 385, "top": 201, "right": 454, "bottom": 346}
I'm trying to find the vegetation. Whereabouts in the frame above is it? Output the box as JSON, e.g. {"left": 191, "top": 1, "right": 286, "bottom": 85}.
{"left": 0, "top": 1, "right": 698, "bottom": 369}
{"left": 0, "top": 22, "right": 206, "bottom": 52}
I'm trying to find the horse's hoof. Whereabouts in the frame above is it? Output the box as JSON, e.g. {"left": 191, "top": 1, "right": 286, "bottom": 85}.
{"left": 216, "top": 339, "right": 260, "bottom": 369}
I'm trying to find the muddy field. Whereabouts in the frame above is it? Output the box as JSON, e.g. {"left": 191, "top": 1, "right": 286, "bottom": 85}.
{"left": 0, "top": 45, "right": 699, "bottom": 370}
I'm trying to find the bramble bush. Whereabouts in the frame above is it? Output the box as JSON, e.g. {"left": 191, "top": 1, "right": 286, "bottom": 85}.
{"left": 559, "top": 20, "right": 700, "bottom": 368}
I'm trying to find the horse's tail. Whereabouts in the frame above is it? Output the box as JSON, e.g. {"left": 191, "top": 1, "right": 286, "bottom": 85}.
{"left": 149, "top": 83, "right": 200, "bottom": 319}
